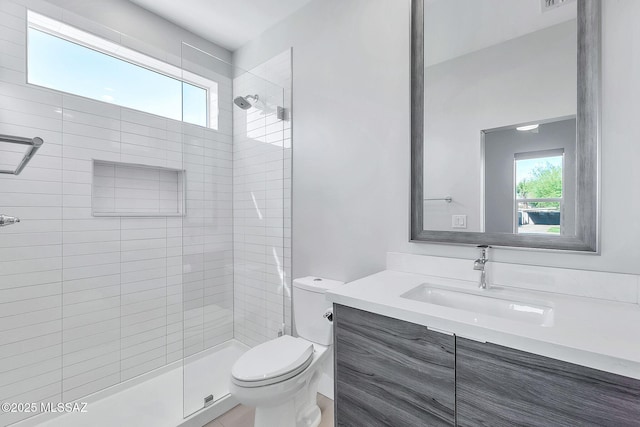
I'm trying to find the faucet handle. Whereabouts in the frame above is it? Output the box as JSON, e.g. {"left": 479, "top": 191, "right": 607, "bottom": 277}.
{"left": 475, "top": 246, "right": 490, "bottom": 289}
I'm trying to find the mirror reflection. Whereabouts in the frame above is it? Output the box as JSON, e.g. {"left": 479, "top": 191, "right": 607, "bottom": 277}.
{"left": 422, "top": 0, "right": 578, "bottom": 236}
{"left": 483, "top": 117, "right": 575, "bottom": 236}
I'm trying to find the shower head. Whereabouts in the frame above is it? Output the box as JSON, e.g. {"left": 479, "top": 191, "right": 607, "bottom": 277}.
{"left": 234, "top": 94, "right": 259, "bottom": 110}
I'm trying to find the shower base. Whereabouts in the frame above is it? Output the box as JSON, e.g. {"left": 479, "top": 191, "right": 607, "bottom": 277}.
{"left": 15, "top": 340, "right": 249, "bottom": 427}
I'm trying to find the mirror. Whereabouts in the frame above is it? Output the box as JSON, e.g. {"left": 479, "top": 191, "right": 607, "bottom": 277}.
{"left": 411, "top": 0, "right": 600, "bottom": 251}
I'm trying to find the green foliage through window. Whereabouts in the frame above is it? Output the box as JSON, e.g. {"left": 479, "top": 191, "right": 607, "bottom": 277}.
{"left": 516, "top": 161, "right": 562, "bottom": 207}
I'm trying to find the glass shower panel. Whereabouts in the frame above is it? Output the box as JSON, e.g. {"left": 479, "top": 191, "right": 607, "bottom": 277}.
{"left": 180, "top": 42, "right": 286, "bottom": 418}
{"left": 2, "top": 4, "right": 226, "bottom": 423}
{"left": 232, "top": 64, "right": 287, "bottom": 348}
{"left": 0, "top": 1, "right": 287, "bottom": 422}
{"left": 180, "top": 42, "right": 234, "bottom": 418}
{"left": 0, "top": 3, "right": 194, "bottom": 423}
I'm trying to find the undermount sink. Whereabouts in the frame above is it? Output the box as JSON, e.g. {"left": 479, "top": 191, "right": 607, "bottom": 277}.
{"left": 400, "top": 283, "right": 555, "bottom": 327}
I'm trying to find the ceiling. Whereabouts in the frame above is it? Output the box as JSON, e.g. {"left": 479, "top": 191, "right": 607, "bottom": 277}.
{"left": 425, "top": 0, "right": 577, "bottom": 66}
{"left": 129, "top": 0, "right": 313, "bottom": 51}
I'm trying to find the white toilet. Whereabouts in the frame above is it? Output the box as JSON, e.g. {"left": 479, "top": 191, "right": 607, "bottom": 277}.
{"left": 230, "top": 276, "right": 343, "bottom": 427}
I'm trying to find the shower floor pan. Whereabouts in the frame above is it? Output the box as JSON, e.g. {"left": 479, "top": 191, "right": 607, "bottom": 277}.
{"left": 15, "top": 340, "right": 248, "bottom": 427}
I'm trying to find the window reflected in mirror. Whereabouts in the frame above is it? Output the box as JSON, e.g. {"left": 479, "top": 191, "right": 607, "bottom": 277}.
{"left": 483, "top": 118, "right": 575, "bottom": 237}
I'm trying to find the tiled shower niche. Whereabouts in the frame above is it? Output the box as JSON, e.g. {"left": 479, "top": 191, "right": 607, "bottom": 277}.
{"left": 92, "top": 160, "right": 185, "bottom": 217}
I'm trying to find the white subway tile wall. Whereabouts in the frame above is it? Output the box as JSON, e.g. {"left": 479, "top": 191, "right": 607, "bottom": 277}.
{"left": 0, "top": 1, "right": 236, "bottom": 424}
{"left": 233, "top": 50, "right": 292, "bottom": 346}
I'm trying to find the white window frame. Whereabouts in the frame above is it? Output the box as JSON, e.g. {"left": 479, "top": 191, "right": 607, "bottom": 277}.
{"left": 513, "top": 149, "right": 565, "bottom": 235}
{"left": 26, "top": 10, "right": 218, "bottom": 129}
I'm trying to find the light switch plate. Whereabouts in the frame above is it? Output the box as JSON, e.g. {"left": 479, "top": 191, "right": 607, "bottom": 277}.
{"left": 541, "top": 0, "right": 576, "bottom": 12}
{"left": 452, "top": 215, "right": 467, "bottom": 229}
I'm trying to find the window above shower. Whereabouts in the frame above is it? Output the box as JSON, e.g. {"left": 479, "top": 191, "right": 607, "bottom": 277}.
{"left": 26, "top": 11, "right": 218, "bottom": 129}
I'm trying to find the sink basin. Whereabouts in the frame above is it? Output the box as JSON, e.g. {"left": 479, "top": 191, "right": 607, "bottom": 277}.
{"left": 400, "top": 283, "right": 554, "bottom": 327}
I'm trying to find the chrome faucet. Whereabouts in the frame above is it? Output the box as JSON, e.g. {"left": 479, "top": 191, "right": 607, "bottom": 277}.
{"left": 474, "top": 245, "right": 489, "bottom": 289}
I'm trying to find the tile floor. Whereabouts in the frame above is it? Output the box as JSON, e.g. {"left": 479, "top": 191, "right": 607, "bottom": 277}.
{"left": 205, "top": 394, "right": 334, "bottom": 427}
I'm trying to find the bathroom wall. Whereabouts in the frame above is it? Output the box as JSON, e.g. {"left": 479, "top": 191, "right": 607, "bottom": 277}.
{"left": 233, "top": 0, "right": 409, "bottom": 282}
{"left": 0, "top": 0, "right": 233, "bottom": 424}
{"left": 233, "top": 0, "right": 640, "bottom": 281}
{"left": 33, "top": 0, "right": 231, "bottom": 65}
{"left": 232, "top": 50, "right": 292, "bottom": 347}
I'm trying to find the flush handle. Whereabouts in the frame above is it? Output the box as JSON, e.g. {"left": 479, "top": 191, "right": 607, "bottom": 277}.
{"left": 323, "top": 308, "right": 333, "bottom": 323}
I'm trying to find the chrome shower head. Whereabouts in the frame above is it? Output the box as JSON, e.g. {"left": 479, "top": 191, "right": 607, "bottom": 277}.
{"left": 234, "top": 94, "right": 259, "bottom": 110}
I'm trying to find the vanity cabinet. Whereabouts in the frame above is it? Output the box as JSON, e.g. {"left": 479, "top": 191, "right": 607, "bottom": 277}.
{"left": 334, "top": 304, "right": 455, "bottom": 426}
{"left": 456, "top": 338, "right": 640, "bottom": 427}
{"left": 334, "top": 304, "right": 640, "bottom": 427}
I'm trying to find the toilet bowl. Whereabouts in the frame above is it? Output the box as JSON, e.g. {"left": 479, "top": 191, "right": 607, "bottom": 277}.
{"left": 229, "top": 277, "right": 343, "bottom": 427}
{"left": 230, "top": 336, "right": 329, "bottom": 427}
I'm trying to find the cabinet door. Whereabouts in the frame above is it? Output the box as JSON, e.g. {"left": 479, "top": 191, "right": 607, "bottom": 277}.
{"left": 456, "top": 337, "right": 640, "bottom": 427}
{"left": 334, "top": 304, "right": 455, "bottom": 427}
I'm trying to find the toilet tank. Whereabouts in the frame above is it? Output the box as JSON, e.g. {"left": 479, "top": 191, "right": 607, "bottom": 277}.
{"left": 293, "top": 277, "right": 344, "bottom": 345}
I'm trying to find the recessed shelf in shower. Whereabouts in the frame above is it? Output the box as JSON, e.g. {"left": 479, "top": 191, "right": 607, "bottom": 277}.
{"left": 91, "top": 160, "right": 186, "bottom": 217}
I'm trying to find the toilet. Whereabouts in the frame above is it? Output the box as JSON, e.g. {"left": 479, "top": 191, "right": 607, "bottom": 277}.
{"left": 229, "top": 276, "right": 343, "bottom": 427}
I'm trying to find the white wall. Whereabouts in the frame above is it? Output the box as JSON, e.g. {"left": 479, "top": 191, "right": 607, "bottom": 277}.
{"left": 48, "top": 0, "right": 231, "bottom": 65}
{"left": 234, "top": 0, "right": 640, "bottom": 283}
{"left": 233, "top": 0, "right": 410, "bottom": 282}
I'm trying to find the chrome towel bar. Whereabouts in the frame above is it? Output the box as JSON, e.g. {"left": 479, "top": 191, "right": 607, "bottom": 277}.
{"left": 0, "top": 134, "right": 44, "bottom": 175}
{"left": 424, "top": 196, "right": 453, "bottom": 203}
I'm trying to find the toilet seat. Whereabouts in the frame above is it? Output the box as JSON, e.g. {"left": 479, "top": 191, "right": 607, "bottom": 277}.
{"left": 232, "top": 335, "right": 315, "bottom": 388}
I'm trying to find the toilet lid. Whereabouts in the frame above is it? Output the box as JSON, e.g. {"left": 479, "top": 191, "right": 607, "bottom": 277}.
{"left": 232, "top": 335, "right": 314, "bottom": 386}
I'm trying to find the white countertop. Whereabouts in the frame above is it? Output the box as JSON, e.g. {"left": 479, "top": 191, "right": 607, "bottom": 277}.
{"left": 326, "top": 270, "right": 640, "bottom": 380}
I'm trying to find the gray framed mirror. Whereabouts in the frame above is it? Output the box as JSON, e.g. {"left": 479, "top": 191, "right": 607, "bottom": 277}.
{"left": 411, "top": 0, "right": 601, "bottom": 251}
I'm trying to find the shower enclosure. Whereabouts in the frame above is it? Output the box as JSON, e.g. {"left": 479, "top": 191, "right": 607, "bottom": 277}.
{"left": 0, "top": 1, "right": 291, "bottom": 426}
{"left": 179, "top": 43, "right": 288, "bottom": 419}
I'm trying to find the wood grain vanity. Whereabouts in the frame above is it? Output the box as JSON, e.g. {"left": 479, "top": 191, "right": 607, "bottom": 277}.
{"left": 334, "top": 304, "right": 640, "bottom": 427}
